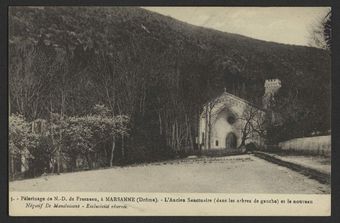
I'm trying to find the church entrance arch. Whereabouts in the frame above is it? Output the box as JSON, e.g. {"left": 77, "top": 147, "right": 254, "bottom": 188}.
{"left": 225, "top": 132, "right": 237, "bottom": 149}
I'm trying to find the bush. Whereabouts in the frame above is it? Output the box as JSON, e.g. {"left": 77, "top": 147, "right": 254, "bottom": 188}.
{"left": 245, "top": 142, "right": 258, "bottom": 151}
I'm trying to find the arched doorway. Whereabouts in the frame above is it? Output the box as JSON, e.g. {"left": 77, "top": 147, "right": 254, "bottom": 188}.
{"left": 225, "top": 132, "right": 237, "bottom": 150}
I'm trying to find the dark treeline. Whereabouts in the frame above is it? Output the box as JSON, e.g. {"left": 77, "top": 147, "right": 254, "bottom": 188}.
{"left": 9, "top": 7, "right": 330, "bottom": 177}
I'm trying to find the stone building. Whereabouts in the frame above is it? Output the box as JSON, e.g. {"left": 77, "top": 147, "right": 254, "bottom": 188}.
{"left": 198, "top": 79, "right": 281, "bottom": 151}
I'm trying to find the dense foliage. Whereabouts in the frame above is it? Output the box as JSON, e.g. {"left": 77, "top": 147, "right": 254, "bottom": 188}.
{"left": 9, "top": 114, "right": 32, "bottom": 158}
{"left": 9, "top": 106, "right": 129, "bottom": 179}
{"left": 309, "top": 10, "right": 331, "bottom": 51}
{"left": 9, "top": 7, "right": 331, "bottom": 173}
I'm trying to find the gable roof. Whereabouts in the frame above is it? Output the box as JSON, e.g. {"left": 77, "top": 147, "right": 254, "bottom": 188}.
{"left": 203, "top": 91, "right": 265, "bottom": 112}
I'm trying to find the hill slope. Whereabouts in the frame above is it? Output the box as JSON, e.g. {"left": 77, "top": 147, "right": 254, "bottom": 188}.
{"left": 9, "top": 7, "right": 331, "bottom": 159}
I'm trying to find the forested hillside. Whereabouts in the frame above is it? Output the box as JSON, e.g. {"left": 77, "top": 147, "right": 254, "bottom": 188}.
{"left": 9, "top": 7, "right": 331, "bottom": 170}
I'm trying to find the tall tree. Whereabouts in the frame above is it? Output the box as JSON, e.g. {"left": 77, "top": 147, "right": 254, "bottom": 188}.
{"left": 237, "top": 106, "right": 266, "bottom": 148}
{"left": 309, "top": 10, "right": 331, "bottom": 51}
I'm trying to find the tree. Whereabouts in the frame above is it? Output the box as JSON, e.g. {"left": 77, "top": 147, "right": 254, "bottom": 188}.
{"left": 309, "top": 10, "right": 331, "bottom": 51}
{"left": 9, "top": 115, "right": 53, "bottom": 178}
{"left": 204, "top": 96, "right": 223, "bottom": 150}
{"left": 237, "top": 106, "right": 266, "bottom": 148}
{"left": 48, "top": 112, "right": 67, "bottom": 174}
{"left": 63, "top": 116, "right": 94, "bottom": 169}
{"left": 9, "top": 40, "right": 51, "bottom": 120}
{"left": 26, "top": 123, "right": 55, "bottom": 177}
{"left": 9, "top": 114, "right": 31, "bottom": 178}
{"left": 62, "top": 106, "right": 130, "bottom": 169}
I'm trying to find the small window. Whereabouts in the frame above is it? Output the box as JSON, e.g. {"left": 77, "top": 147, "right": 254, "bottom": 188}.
{"left": 215, "top": 140, "right": 219, "bottom": 146}
{"left": 227, "top": 115, "right": 236, "bottom": 124}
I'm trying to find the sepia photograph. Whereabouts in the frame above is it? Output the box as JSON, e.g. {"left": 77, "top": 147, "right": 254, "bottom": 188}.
{"left": 7, "top": 5, "right": 332, "bottom": 216}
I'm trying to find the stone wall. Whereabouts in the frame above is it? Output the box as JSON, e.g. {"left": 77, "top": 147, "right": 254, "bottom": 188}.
{"left": 278, "top": 135, "right": 331, "bottom": 156}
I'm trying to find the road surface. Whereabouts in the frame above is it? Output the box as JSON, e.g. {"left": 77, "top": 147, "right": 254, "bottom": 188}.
{"left": 9, "top": 154, "right": 330, "bottom": 194}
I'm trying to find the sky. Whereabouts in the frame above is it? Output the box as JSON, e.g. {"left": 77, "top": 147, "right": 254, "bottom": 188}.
{"left": 143, "top": 7, "right": 330, "bottom": 46}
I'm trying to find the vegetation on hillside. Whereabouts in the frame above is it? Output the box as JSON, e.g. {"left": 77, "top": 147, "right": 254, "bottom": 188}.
{"left": 9, "top": 7, "right": 331, "bottom": 178}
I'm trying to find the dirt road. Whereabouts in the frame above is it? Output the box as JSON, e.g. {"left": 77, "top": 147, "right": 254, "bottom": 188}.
{"left": 9, "top": 154, "right": 330, "bottom": 194}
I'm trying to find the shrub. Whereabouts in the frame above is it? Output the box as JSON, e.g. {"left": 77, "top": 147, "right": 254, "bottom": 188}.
{"left": 245, "top": 142, "right": 258, "bottom": 151}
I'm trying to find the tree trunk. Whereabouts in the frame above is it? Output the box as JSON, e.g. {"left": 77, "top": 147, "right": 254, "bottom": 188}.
{"left": 85, "top": 153, "right": 93, "bottom": 169}
{"left": 121, "top": 134, "right": 125, "bottom": 159}
{"left": 207, "top": 106, "right": 212, "bottom": 150}
{"left": 158, "top": 112, "right": 163, "bottom": 135}
{"left": 50, "top": 103, "right": 58, "bottom": 174}
{"left": 239, "top": 135, "right": 247, "bottom": 149}
{"left": 50, "top": 158, "right": 55, "bottom": 174}
{"left": 57, "top": 125, "right": 63, "bottom": 175}
{"left": 57, "top": 91, "right": 65, "bottom": 174}
{"left": 56, "top": 150, "right": 61, "bottom": 175}
{"left": 110, "top": 136, "right": 116, "bottom": 167}
{"left": 71, "top": 155, "right": 77, "bottom": 171}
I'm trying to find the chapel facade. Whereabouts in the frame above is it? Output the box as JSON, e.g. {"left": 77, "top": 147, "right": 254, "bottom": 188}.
{"left": 198, "top": 79, "right": 281, "bottom": 150}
